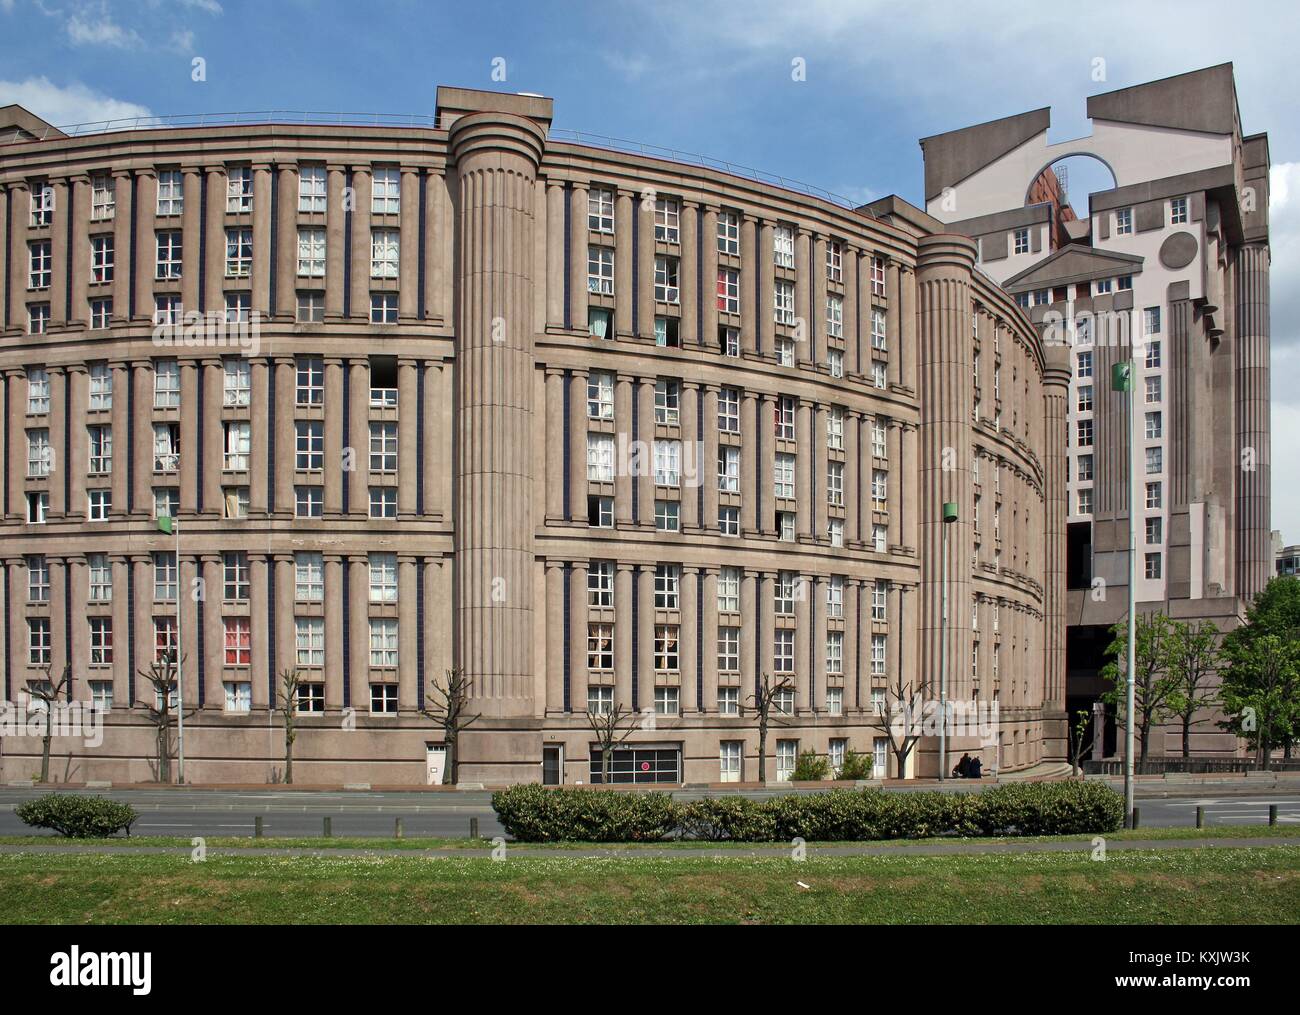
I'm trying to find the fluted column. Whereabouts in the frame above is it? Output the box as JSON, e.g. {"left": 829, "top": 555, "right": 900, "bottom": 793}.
{"left": 636, "top": 378, "right": 655, "bottom": 526}
{"left": 681, "top": 202, "right": 699, "bottom": 346}
{"left": 397, "top": 358, "right": 419, "bottom": 518}
{"left": 681, "top": 382, "right": 700, "bottom": 532}
{"left": 703, "top": 386, "right": 720, "bottom": 532}
{"left": 681, "top": 565, "right": 699, "bottom": 712}
{"left": 449, "top": 110, "right": 545, "bottom": 738}
{"left": 399, "top": 169, "right": 420, "bottom": 321}
{"left": 1236, "top": 242, "right": 1271, "bottom": 600}
{"left": 614, "top": 562, "right": 634, "bottom": 708}
{"left": 110, "top": 362, "right": 130, "bottom": 514}
{"left": 178, "top": 169, "right": 200, "bottom": 313}
{"left": 347, "top": 360, "right": 369, "bottom": 516}
{"left": 324, "top": 358, "right": 344, "bottom": 516}
{"left": 544, "top": 183, "right": 565, "bottom": 328}
{"left": 796, "top": 398, "right": 813, "bottom": 540}
{"left": 5, "top": 184, "right": 28, "bottom": 331}
{"left": 275, "top": 166, "right": 297, "bottom": 319}
{"left": 202, "top": 167, "right": 225, "bottom": 313}
{"left": 568, "top": 369, "right": 588, "bottom": 524}
{"left": 568, "top": 183, "right": 588, "bottom": 331}
{"left": 701, "top": 567, "right": 719, "bottom": 713}
{"left": 325, "top": 166, "right": 347, "bottom": 320}
{"left": 251, "top": 164, "right": 273, "bottom": 314}
{"left": 1041, "top": 340, "right": 1071, "bottom": 759}
{"left": 916, "top": 235, "right": 975, "bottom": 720}
{"left": 111, "top": 171, "right": 133, "bottom": 321}
{"left": 348, "top": 166, "right": 372, "bottom": 320}
{"left": 323, "top": 556, "right": 345, "bottom": 708}
{"left": 544, "top": 560, "right": 565, "bottom": 712}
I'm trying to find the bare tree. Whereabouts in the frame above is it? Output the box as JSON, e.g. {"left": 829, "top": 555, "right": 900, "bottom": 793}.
{"left": 585, "top": 701, "right": 643, "bottom": 784}
{"left": 1165, "top": 620, "right": 1221, "bottom": 759}
{"left": 136, "top": 653, "right": 193, "bottom": 784}
{"left": 748, "top": 673, "right": 794, "bottom": 786}
{"left": 868, "top": 667, "right": 930, "bottom": 780}
{"left": 420, "top": 667, "right": 480, "bottom": 786}
{"left": 276, "top": 667, "right": 304, "bottom": 785}
{"left": 26, "top": 664, "right": 72, "bottom": 783}
{"left": 1070, "top": 708, "right": 1092, "bottom": 777}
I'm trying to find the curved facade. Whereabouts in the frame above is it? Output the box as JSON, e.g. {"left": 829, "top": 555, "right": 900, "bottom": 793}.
{"left": 0, "top": 87, "right": 1066, "bottom": 785}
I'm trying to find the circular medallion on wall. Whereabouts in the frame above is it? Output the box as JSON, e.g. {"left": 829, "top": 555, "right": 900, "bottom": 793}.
{"left": 1159, "top": 231, "right": 1198, "bottom": 270}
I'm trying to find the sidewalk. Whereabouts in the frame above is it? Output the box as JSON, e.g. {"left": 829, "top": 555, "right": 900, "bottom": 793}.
{"left": 2, "top": 835, "right": 1296, "bottom": 860}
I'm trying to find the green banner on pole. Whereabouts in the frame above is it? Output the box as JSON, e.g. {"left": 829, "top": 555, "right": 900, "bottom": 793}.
{"left": 1111, "top": 362, "right": 1132, "bottom": 392}
{"left": 156, "top": 515, "right": 174, "bottom": 535}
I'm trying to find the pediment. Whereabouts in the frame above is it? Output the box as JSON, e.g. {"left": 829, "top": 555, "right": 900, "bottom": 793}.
{"left": 1003, "top": 245, "right": 1144, "bottom": 292}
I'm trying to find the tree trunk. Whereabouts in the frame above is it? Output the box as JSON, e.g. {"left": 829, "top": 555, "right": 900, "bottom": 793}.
{"left": 446, "top": 733, "right": 458, "bottom": 787}
{"left": 41, "top": 710, "right": 52, "bottom": 782}
{"left": 1182, "top": 717, "right": 1191, "bottom": 759}
{"left": 1139, "top": 721, "right": 1151, "bottom": 761}
{"left": 158, "top": 726, "right": 171, "bottom": 784}
{"left": 284, "top": 734, "right": 294, "bottom": 785}
{"left": 601, "top": 741, "right": 612, "bottom": 784}
{"left": 757, "top": 719, "right": 768, "bottom": 786}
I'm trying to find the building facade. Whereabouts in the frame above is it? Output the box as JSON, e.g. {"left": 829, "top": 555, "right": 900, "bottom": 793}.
{"left": 921, "top": 64, "right": 1271, "bottom": 758}
{"left": 0, "top": 87, "right": 1065, "bottom": 786}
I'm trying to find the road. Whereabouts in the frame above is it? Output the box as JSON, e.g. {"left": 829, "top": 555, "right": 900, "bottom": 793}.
{"left": 3, "top": 784, "right": 1300, "bottom": 839}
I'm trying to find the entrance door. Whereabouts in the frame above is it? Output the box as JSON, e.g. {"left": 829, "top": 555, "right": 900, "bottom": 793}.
{"left": 426, "top": 745, "right": 447, "bottom": 785}
{"left": 542, "top": 745, "right": 563, "bottom": 785}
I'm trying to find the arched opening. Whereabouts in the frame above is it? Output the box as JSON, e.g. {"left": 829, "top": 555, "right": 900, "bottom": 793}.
{"left": 1025, "top": 154, "right": 1117, "bottom": 249}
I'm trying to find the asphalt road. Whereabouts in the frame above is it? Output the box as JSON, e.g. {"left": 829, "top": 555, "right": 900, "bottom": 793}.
{"left": 3, "top": 785, "right": 1299, "bottom": 839}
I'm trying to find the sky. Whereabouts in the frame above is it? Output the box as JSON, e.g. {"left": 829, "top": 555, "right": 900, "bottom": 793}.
{"left": 2, "top": 0, "right": 1298, "bottom": 538}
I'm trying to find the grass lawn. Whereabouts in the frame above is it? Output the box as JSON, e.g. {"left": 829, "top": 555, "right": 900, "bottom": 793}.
{"left": 2, "top": 844, "right": 1297, "bottom": 924}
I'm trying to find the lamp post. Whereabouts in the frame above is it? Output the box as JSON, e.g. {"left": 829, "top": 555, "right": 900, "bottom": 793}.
{"left": 158, "top": 512, "right": 184, "bottom": 783}
{"left": 938, "top": 501, "right": 958, "bottom": 781}
{"left": 1111, "top": 360, "right": 1136, "bottom": 827}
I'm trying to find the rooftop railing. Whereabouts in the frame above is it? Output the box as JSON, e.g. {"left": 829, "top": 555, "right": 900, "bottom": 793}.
{"left": 2, "top": 110, "right": 866, "bottom": 212}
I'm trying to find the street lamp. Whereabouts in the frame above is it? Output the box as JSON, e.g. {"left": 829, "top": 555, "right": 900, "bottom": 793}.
{"left": 938, "top": 500, "right": 958, "bottom": 781}
{"left": 1112, "top": 360, "right": 1137, "bottom": 827}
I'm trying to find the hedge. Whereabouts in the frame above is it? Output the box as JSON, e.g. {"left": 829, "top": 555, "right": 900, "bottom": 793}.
{"left": 15, "top": 794, "right": 138, "bottom": 838}
{"left": 492, "top": 781, "right": 1123, "bottom": 843}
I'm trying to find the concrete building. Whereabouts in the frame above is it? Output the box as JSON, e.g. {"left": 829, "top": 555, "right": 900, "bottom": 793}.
{"left": 0, "top": 86, "right": 1066, "bottom": 786}
{"left": 921, "top": 64, "right": 1271, "bottom": 758}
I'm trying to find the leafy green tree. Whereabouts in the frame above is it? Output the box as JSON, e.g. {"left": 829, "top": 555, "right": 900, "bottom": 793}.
{"left": 1218, "top": 576, "right": 1300, "bottom": 765}
{"left": 1164, "top": 620, "right": 1221, "bottom": 759}
{"left": 1100, "top": 613, "right": 1176, "bottom": 760}
{"left": 789, "top": 749, "right": 830, "bottom": 781}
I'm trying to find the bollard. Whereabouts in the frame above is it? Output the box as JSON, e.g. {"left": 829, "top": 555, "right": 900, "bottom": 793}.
{"left": 470, "top": 817, "right": 479, "bottom": 839}
{"left": 395, "top": 817, "right": 404, "bottom": 839}
{"left": 1196, "top": 806, "right": 1204, "bottom": 829}
{"left": 1270, "top": 804, "right": 1278, "bottom": 827}
{"left": 255, "top": 815, "right": 264, "bottom": 838}
{"left": 1131, "top": 807, "right": 1140, "bottom": 829}
{"left": 323, "top": 816, "right": 332, "bottom": 838}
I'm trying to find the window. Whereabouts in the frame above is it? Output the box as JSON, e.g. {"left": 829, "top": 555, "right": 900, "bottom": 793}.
{"left": 370, "top": 487, "right": 397, "bottom": 518}
{"left": 718, "top": 445, "right": 740, "bottom": 493}
{"left": 295, "top": 485, "right": 323, "bottom": 517}
{"left": 369, "top": 553, "right": 398, "bottom": 602}
{"left": 224, "top": 617, "right": 251, "bottom": 666}
{"left": 586, "top": 245, "right": 614, "bottom": 295}
{"left": 90, "top": 235, "right": 114, "bottom": 283}
{"left": 583, "top": 371, "right": 614, "bottom": 421}
{"left": 872, "top": 361, "right": 887, "bottom": 389}
{"left": 1144, "top": 306, "right": 1162, "bottom": 336}
{"left": 296, "top": 683, "right": 325, "bottom": 714}
{"left": 717, "top": 627, "right": 740, "bottom": 671}
{"left": 774, "top": 280, "right": 794, "bottom": 325}
{"left": 872, "top": 422, "right": 887, "bottom": 459}
{"left": 774, "top": 453, "right": 795, "bottom": 500}
{"left": 372, "top": 167, "right": 400, "bottom": 215}
{"left": 223, "top": 486, "right": 249, "bottom": 518}
{"left": 296, "top": 617, "right": 325, "bottom": 668}
{"left": 828, "top": 349, "right": 844, "bottom": 378}
{"left": 587, "top": 433, "right": 614, "bottom": 482}
{"left": 1077, "top": 488, "right": 1093, "bottom": 515}
{"left": 650, "top": 629, "right": 681, "bottom": 675}
{"left": 155, "top": 358, "right": 182, "bottom": 405}
{"left": 153, "top": 617, "right": 178, "bottom": 666}
{"left": 295, "top": 420, "right": 324, "bottom": 471}
{"left": 720, "top": 325, "right": 740, "bottom": 357}
{"left": 1170, "top": 196, "right": 1188, "bottom": 225}
{"left": 825, "top": 407, "right": 844, "bottom": 451}
{"left": 588, "top": 187, "right": 614, "bottom": 233}
{"left": 718, "top": 688, "right": 740, "bottom": 715}
{"left": 720, "top": 740, "right": 742, "bottom": 781}
{"left": 154, "top": 487, "right": 179, "bottom": 519}
{"left": 773, "top": 629, "right": 795, "bottom": 674}
{"left": 155, "top": 294, "right": 182, "bottom": 326}
{"left": 718, "top": 388, "right": 740, "bottom": 433}
{"left": 223, "top": 358, "right": 251, "bottom": 407}
{"left": 27, "top": 429, "right": 51, "bottom": 477}
{"left": 1115, "top": 208, "right": 1133, "bottom": 235}
{"left": 719, "top": 506, "right": 741, "bottom": 536}
{"left": 654, "top": 316, "right": 679, "bottom": 348}
{"left": 297, "top": 292, "right": 324, "bottom": 323}
{"left": 1076, "top": 419, "right": 1094, "bottom": 448}
{"left": 224, "top": 682, "right": 252, "bottom": 713}
{"left": 1077, "top": 454, "right": 1094, "bottom": 481}
{"left": 155, "top": 230, "right": 183, "bottom": 277}
{"left": 1117, "top": 275, "right": 1133, "bottom": 292}
{"left": 828, "top": 738, "right": 847, "bottom": 773}
{"left": 1145, "top": 411, "right": 1163, "bottom": 440}
{"left": 867, "top": 579, "right": 886, "bottom": 622}
{"left": 27, "top": 367, "right": 50, "bottom": 414}
{"left": 775, "top": 396, "right": 796, "bottom": 441}
{"left": 717, "top": 267, "right": 739, "bottom": 313}
{"left": 826, "top": 295, "right": 843, "bottom": 340}
{"left": 297, "top": 227, "right": 326, "bottom": 277}
{"left": 27, "top": 491, "right": 49, "bottom": 523}
{"left": 587, "top": 686, "right": 614, "bottom": 715}
{"left": 1145, "top": 340, "right": 1162, "bottom": 369}
{"left": 587, "top": 561, "right": 614, "bottom": 607}
{"left": 295, "top": 553, "right": 324, "bottom": 601}
{"left": 29, "top": 618, "right": 51, "bottom": 665}
{"left": 654, "top": 686, "right": 680, "bottom": 716}
{"left": 30, "top": 183, "right": 53, "bottom": 226}
{"left": 1145, "top": 552, "right": 1162, "bottom": 580}
{"left": 872, "top": 469, "right": 888, "bottom": 510}
{"left": 1077, "top": 384, "right": 1093, "bottom": 413}
{"left": 28, "top": 303, "right": 50, "bottom": 334}
{"left": 153, "top": 552, "right": 178, "bottom": 602}
{"left": 1077, "top": 350, "right": 1093, "bottom": 379}
{"left": 588, "top": 495, "right": 613, "bottom": 528}
{"left": 717, "top": 210, "right": 740, "bottom": 254}
{"left": 88, "top": 424, "right": 112, "bottom": 474}
{"left": 86, "top": 363, "right": 112, "bottom": 411}
{"left": 88, "top": 489, "right": 112, "bottom": 521}
{"left": 654, "top": 197, "right": 679, "bottom": 243}
{"left": 223, "top": 421, "right": 250, "bottom": 471}
{"left": 370, "top": 228, "right": 399, "bottom": 278}
{"left": 871, "top": 633, "right": 886, "bottom": 675}
{"left": 1146, "top": 482, "right": 1163, "bottom": 510}
{"left": 369, "top": 618, "right": 399, "bottom": 668}
{"left": 224, "top": 227, "right": 252, "bottom": 278}
{"left": 1014, "top": 228, "right": 1030, "bottom": 254}
{"left": 1145, "top": 376, "right": 1162, "bottom": 404}
{"left": 826, "top": 240, "right": 843, "bottom": 283}
{"left": 773, "top": 225, "right": 794, "bottom": 267}
{"left": 655, "top": 499, "right": 680, "bottom": 532}
{"left": 718, "top": 567, "right": 741, "bottom": 613}
{"left": 1145, "top": 516, "right": 1163, "bottom": 545}
{"left": 370, "top": 293, "right": 398, "bottom": 324}
{"left": 587, "top": 623, "right": 613, "bottom": 670}
{"left": 226, "top": 167, "right": 253, "bottom": 212}
{"left": 157, "top": 170, "right": 183, "bottom": 216}
{"left": 826, "top": 632, "right": 844, "bottom": 675}
{"left": 223, "top": 551, "right": 249, "bottom": 601}
{"left": 90, "top": 681, "right": 114, "bottom": 711}
{"left": 369, "top": 422, "right": 398, "bottom": 473}
{"left": 773, "top": 571, "right": 797, "bottom": 616}
{"left": 27, "top": 556, "right": 50, "bottom": 602}
{"left": 827, "top": 461, "right": 844, "bottom": 507}
{"left": 654, "top": 565, "right": 679, "bottom": 609}
{"left": 867, "top": 256, "right": 884, "bottom": 297}
{"left": 1146, "top": 446, "right": 1163, "bottom": 475}
{"left": 653, "top": 256, "right": 679, "bottom": 303}
{"left": 28, "top": 240, "right": 51, "bottom": 289}
{"left": 299, "top": 166, "right": 327, "bottom": 212}
{"left": 89, "top": 298, "right": 112, "bottom": 329}
{"left": 654, "top": 379, "right": 680, "bottom": 426}
{"left": 295, "top": 357, "right": 324, "bottom": 407}
{"left": 88, "top": 554, "right": 112, "bottom": 602}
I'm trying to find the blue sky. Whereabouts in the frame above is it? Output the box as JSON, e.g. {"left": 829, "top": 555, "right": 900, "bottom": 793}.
{"left": 4, "top": 0, "right": 1300, "bottom": 536}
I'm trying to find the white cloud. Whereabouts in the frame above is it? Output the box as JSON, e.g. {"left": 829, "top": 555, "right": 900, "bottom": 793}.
{"left": 0, "top": 76, "right": 151, "bottom": 128}
{"left": 65, "top": 10, "right": 143, "bottom": 48}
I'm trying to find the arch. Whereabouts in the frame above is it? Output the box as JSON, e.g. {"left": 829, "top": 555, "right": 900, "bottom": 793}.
{"left": 1022, "top": 151, "right": 1119, "bottom": 214}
